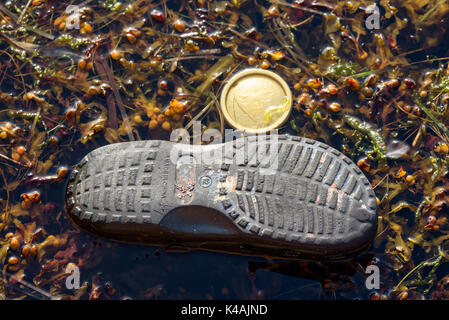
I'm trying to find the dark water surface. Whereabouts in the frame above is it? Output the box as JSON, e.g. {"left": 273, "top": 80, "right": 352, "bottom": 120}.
{"left": 1, "top": 0, "right": 449, "bottom": 300}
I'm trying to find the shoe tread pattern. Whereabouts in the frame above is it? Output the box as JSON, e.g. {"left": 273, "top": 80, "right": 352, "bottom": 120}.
{"left": 66, "top": 136, "right": 377, "bottom": 252}
{"left": 220, "top": 135, "right": 377, "bottom": 248}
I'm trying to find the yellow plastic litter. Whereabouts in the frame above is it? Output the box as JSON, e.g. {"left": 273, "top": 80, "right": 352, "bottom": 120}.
{"left": 264, "top": 96, "right": 290, "bottom": 124}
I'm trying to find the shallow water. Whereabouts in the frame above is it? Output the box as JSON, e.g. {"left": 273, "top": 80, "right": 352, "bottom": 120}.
{"left": 1, "top": 0, "right": 449, "bottom": 300}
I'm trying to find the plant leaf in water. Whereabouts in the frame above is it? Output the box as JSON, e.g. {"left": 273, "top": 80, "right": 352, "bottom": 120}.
{"left": 194, "top": 55, "right": 235, "bottom": 98}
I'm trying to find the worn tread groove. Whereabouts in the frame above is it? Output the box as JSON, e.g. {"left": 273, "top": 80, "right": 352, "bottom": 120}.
{"left": 318, "top": 185, "right": 327, "bottom": 206}
{"left": 283, "top": 145, "right": 303, "bottom": 174}
{"left": 304, "top": 150, "right": 323, "bottom": 178}
{"left": 255, "top": 195, "right": 265, "bottom": 224}
{"left": 278, "top": 143, "right": 293, "bottom": 171}
{"left": 317, "top": 208, "right": 324, "bottom": 234}
{"left": 308, "top": 183, "right": 318, "bottom": 203}
{"left": 353, "top": 184, "right": 363, "bottom": 201}
{"left": 274, "top": 176, "right": 286, "bottom": 196}
{"left": 326, "top": 209, "right": 334, "bottom": 235}
{"left": 237, "top": 193, "right": 246, "bottom": 212}
{"left": 246, "top": 194, "right": 256, "bottom": 219}
{"left": 328, "top": 190, "right": 338, "bottom": 209}
{"left": 265, "top": 175, "right": 275, "bottom": 194}
{"left": 344, "top": 176, "right": 357, "bottom": 195}
{"left": 275, "top": 198, "right": 283, "bottom": 229}
{"left": 236, "top": 170, "right": 244, "bottom": 191}
{"left": 324, "top": 161, "right": 341, "bottom": 186}
{"left": 316, "top": 155, "right": 332, "bottom": 182}
{"left": 307, "top": 206, "right": 314, "bottom": 234}
{"left": 267, "top": 197, "right": 275, "bottom": 227}
{"left": 246, "top": 170, "right": 255, "bottom": 191}
{"left": 255, "top": 173, "right": 265, "bottom": 193}
{"left": 339, "top": 196, "right": 349, "bottom": 214}
{"left": 336, "top": 168, "right": 350, "bottom": 189}
{"left": 298, "top": 180, "right": 307, "bottom": 201}
{"left": 297, "top": 206, "right": 304, "bottom": 232}
{"left": 292, "top": 147, "right": 312, "bottom": 176}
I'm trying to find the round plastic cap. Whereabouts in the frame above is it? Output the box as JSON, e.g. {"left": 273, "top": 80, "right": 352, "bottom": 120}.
{"left": 220, "top": 68, "right": 293, "bottom": 134}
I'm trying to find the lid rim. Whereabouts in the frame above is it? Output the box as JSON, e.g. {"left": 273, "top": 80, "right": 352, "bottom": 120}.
{"left": 219, "top": 68, "right": 293, "bottom": 134}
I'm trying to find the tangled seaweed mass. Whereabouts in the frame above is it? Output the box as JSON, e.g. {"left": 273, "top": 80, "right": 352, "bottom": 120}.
{"left": 1, "top": 0, "right": 449, "bottom": 300}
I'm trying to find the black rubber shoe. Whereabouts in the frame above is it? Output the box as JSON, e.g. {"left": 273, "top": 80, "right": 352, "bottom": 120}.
{"left": 65, "top": 135, "right": 377, "bottom": 260}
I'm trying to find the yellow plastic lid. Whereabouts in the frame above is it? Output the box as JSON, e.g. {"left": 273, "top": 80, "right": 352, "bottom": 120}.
{"left": 220, "top": 68, "right": 292, "bottom": 134}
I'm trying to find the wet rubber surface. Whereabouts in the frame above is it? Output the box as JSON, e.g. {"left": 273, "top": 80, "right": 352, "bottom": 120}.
{"left": 66, "top": 134, "right": 377, "bottom": 260}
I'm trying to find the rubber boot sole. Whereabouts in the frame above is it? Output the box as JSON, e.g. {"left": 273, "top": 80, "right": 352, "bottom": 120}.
{"left": 65, "top": 134, "right": 378, "bottom": 260}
